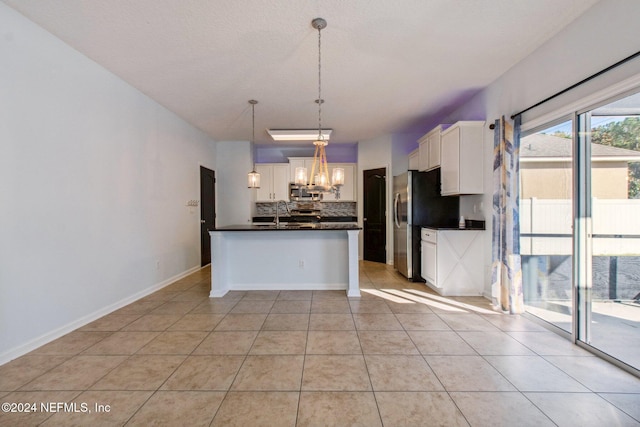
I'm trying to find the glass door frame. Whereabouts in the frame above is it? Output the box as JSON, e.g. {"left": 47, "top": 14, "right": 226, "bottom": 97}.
{"left": 572, "top": 89, "right": 640, "bottom": 376}
{"left": 522, "top": 92, "right": 640, "bottom": 377}
{"left": 520, "top": 114, "right": 575, "bottom": 337}
{"left": 573, "top": 110, "right": 592, "bottom": 346}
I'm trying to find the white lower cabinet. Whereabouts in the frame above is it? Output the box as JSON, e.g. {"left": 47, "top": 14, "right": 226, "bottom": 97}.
{"left": 421, "top": 227, "right": 484, "bottom": 296}
{"left": 420, "top": 229, "right": 437, "bottom": 284}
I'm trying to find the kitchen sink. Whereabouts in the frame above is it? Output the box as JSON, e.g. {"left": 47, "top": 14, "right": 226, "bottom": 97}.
{"left": 252, "top": 223, "right": 318, "bottom": 229}
{"left": 285, "top": 223, "right": 317, "bottom": 229}
{"left": 277, "top": 223, "right": 317, "bottom": 229}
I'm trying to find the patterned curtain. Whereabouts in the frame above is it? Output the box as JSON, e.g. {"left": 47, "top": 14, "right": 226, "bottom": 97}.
{"left": 491, "top": 115, "right": 524, "bottom": 314}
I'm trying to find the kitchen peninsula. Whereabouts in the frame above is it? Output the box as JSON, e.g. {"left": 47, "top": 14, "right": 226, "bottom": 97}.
{"left": 209, "top": 224, "right": 361, "bottom": 297}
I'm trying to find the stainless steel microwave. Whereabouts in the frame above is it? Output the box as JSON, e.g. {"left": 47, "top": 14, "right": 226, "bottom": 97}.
{"left": 289, "top": 183, "right": 322, "bottom": 201}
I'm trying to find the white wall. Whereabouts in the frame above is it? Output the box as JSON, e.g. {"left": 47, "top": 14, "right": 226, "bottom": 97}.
{"left": 216, "top": 141, "right": 254, "bottom": 226}
{"left": 357, "top": 135, "right": 393, "bottom": 264}
{"left": 436, "top": 0, "right": 640, "bottom": 297}
{"left": 0, "top": 4, "right": 216, "bottom": 363}
{"left": 392, "top": 132, "right": 423, "bottom": 175}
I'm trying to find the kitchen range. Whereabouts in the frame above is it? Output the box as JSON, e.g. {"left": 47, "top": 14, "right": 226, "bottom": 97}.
{"left": 252, "top": 201, "right": 358, "bottom": 228}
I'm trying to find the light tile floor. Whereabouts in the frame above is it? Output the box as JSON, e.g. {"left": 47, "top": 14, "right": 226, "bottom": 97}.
{"left": 1, "top": 261, "right": 639, "bottom": 426}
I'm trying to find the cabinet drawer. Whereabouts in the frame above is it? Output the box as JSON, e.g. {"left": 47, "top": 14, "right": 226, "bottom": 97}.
{"left": 421, "top": 228, "right": 437, "bottom": 243}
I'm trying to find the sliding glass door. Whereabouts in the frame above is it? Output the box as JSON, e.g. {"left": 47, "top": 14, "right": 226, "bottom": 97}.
{"left": 521, "top": 89, "right": 640, "bottom": 371}
{"left": 520, "top": 119, "right": 574, "bottom": 333}
{"left": 577, "top": 91, "right": 640, "bottom": 369}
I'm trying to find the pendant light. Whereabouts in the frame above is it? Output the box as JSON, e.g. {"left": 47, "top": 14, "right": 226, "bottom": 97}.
{"left": 247, "top": 99, "right": 261, "bottom": 188}
{"left": 295, "top": 17, "right": 344, "bottom": 198}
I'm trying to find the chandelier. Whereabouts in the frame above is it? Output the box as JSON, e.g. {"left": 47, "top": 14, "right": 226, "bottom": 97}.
{"left": 293, "top": 18, "right": 344, "bottom": 198}
{"left": 247, "top": 99, "right": 261, "bottom": 188}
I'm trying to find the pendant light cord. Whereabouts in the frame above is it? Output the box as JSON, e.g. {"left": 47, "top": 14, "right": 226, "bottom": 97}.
{"left": 252, "top": 102, "right": 255, "bottom": 169}
{"left": 248, "top": 99, "right": 258, "bottom": 171}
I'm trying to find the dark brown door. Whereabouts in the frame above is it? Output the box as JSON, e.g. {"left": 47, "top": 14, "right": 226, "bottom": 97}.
{"left": 200, "top": 166, "right": 216, "bottom": 266}
{"left": 363, "top": 168, "right": 386, "bottom": 263}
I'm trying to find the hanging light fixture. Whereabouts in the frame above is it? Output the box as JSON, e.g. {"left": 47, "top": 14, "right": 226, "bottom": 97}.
{"left": 247, "top": 99, "right": 261, "bottom": 188}
{"left": 295, "top": 17, "right": 344, "bottom": 198}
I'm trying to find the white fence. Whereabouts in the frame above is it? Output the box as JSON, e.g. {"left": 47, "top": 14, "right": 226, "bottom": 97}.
{"left": 520, "top": 198, "right": 640, "bottom": 256}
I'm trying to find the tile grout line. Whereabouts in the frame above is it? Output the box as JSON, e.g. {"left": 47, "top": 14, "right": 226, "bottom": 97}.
{"left": 295, "top": 292, "right": 314, "bottom": 426}
{"left": 120, "top": 285, "right": 239, "bottom": 425}
{"left": 350, "top": 297, "right": 385, "bottom": 427}
{"left": 203, "top": 291, "right": 272, "bottom": 425}
{"left": 393, "top": 300, "right": 474, "bottom": 425}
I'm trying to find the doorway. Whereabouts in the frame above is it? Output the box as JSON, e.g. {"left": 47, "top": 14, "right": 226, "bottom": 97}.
{"left": 200, "top": 166, "right": 216, "bottom": 266}
{"left": 363, "top": 168, "right": 386, "bottom": 263}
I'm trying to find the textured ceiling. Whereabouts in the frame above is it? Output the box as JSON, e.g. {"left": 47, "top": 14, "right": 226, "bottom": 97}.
{"left": 2, "top": 0, "right": 598, "bottom": 144}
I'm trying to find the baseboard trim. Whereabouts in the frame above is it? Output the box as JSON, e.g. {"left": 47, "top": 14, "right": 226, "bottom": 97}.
{"left": 0, "top": 265, "right": 202, "bottom": 366}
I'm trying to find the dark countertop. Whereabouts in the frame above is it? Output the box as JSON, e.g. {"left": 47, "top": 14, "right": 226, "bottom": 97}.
{"left": 214, "top": 224, "right": 362, "bottom": 231}
{"left": 422, "top": 219, "right": 486, "bottom": 231}
{"left": 426, "top": 226, "right": 486, "bottom": 231}
{"left": 253, "top": 216, "right": 357, "bottom": 223}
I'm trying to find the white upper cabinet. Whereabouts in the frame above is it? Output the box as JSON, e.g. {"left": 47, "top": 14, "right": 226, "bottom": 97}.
{"left": 324, "top": 163, "right": 356, "bottom": 201}
{"left": 408, "top": 149, "right": 419, "bottom": 170}
{"left": 255, "top": 164, "right": 290, "bottom": 201}
{"left": 428, "top": 128, "right": 442, "bottom": 170}
{"left": 440, "top": 121, "right": 484, "bottom": 196}
{"left": 288, "top": 157, "right": 315, "bottom": 183}
{"left": 418, "top": 125, "right": 446, "bottom": 171}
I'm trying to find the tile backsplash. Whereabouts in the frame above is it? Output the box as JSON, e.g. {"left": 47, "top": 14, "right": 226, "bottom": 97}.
{"left": 256, "top": 201, "right": 357, "bottom": 217}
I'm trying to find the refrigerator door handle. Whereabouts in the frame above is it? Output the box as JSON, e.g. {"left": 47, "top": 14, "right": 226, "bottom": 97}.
{"left": 393, "top": 192, "right": 401, "bottom": 228}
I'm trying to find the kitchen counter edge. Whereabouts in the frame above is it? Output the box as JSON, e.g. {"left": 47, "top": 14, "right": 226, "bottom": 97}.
{"left": 212, "top": 224, "right": 362, "bottom": 231}
{"left": 421, "top": 226, "right": 486, "bottom": 231}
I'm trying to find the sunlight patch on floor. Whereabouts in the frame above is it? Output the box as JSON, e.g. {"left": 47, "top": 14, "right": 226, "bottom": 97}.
{"left": 404, "top": 289, "right": 496, "bottom": 315}
{"left": 360, "top": 288, "right": 414, "bottom": 303}
{"left": 380, "top": 289, "right": 468, "bottom": 313}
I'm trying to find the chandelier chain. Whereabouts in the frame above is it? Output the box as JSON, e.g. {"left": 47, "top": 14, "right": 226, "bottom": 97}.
{"left": 317, "top": 22, "right": 322, "bottom": 140}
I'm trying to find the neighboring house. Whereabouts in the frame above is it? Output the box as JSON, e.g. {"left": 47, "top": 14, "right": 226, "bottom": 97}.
{"left": 520, "top": 133, "right": 640, "bottom": 200}
{"left": 520, "top": 133, "right": 640, "bottom": 301}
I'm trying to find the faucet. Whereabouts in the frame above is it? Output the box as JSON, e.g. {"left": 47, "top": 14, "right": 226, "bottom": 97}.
{"left": 274, "top": 200, "right": 291, "bottom": 227}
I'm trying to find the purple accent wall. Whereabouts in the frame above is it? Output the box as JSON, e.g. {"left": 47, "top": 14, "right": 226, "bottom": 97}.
{"left": 392, "top": 131, "right": 424, "bottom": 156}
{"left": 401, "top": 88, "right": 485, "bottom": 138}
{"left": 254, "top": 87, "right": 487, "bottom": 163}
{"left": 256, "top": 143, "right": 357, "bottom": 163}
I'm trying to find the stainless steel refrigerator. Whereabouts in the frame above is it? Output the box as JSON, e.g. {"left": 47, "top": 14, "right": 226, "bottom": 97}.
{"left": 393, "top": 169, "right": 459, "bottom": 281}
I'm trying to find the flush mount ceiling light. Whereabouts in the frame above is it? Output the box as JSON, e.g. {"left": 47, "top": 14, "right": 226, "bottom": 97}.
{"left": 293, "top": 18, "right": 344, "bottom": 198}
{"left": 266, "top": 129, "right": 332, "bottom": 141}
{"left": 247, "top": 100, "right": 261, "bottom": 189}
